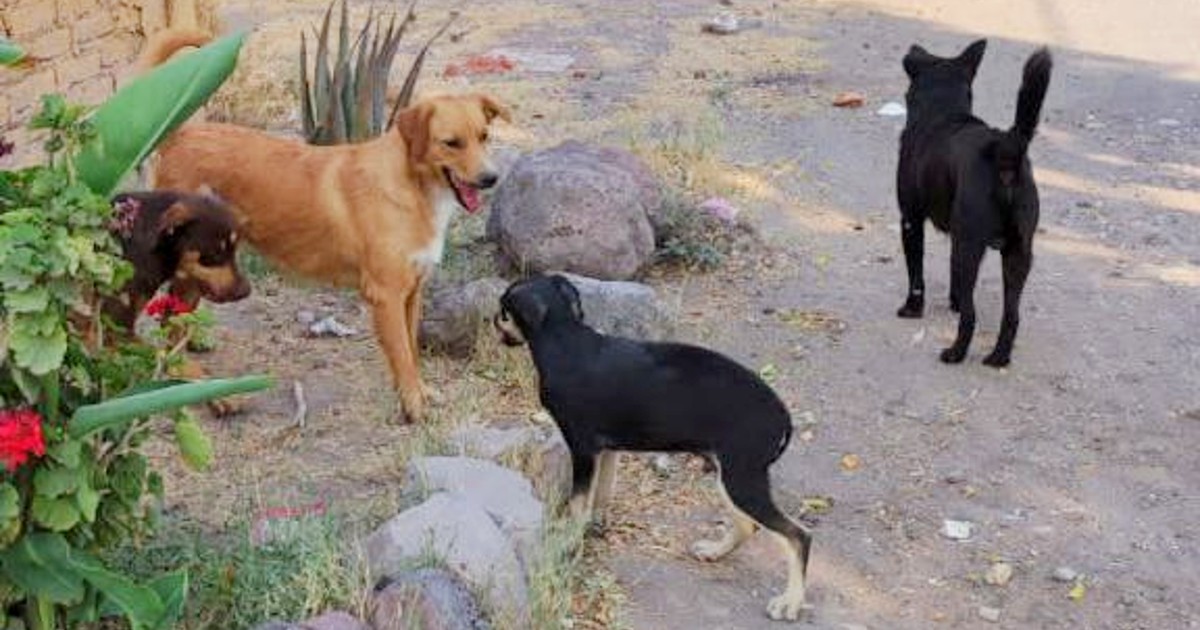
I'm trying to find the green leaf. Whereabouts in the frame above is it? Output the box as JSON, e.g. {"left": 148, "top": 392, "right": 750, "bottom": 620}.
{"left": 0, "top": 484, "right": 18, "bottom": 521}
{"left": 0, "top": 533, "right": 86, "bottom": 604}
{"left": 68, "top": 375, "right": 273, "bottom": 439}
{"left": 31, "top": 495, "right": 81, "bottom": 531}
{"left": 174, "top": 415, "right": 212, "bottom": 471}
{"left": 76, "top": 479, "right": 100, "bottom": 523}
{"left": 74, "top": 32, "right": 246, "bottom": 197}
{"left": 71, "top": 552, "right": 166, "bottom": 630}
{"left": 0, "top": 36, "right": 26, "bottom": 66}
{"left": 148, "top": 570, "right": 188, "bottom": 629}
{"left": 5, "top": 285, "right": 50, "bottom": 313}
{"left": 33, "top": 466, "right": 80, "bottom": 498}
{"left": 48, "top": 440, "right": 83, "bottom": 468}
{"left": 9, "top": 324, "right": 67, "bottom": 375}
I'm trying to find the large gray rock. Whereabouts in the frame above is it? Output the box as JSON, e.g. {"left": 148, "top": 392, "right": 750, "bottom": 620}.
{"left": 371, "top": 569, "right": 490, "bottom": 630}
{"left": 405, "top": 457, "right": 544, "bottom": 567}
{"left": 487, "top": 141, "right": 660, "bottom": 280}
{"left": 558, "top": 273, "right": 675, "bottom": 340}
{"left": 300, "top": 611, "right": 371, "bottom": 630}
{"left": 449, "top": 422, "right": 572, "bottom": 508}
{"left": 366, "top": 493, "right": 529, "bottom": 625}
{"left": 420, "top": 277, "right": 508, "bottom": 355}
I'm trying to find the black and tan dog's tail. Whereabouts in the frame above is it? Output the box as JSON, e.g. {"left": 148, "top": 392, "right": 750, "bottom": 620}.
{"left": 1012, "top": 47, "right": 1053, "bottom": 143}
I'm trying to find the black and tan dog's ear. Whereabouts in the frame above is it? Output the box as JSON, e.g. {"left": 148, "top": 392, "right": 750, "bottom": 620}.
{"left": 474, "top": 93, "right": 512, "bottom": 124}
{"left": 394, "top": 103, "right": 433, "bottom": 161}
{"left": 957, "top": 39, "right": 988, "bottom": 78}
{"left": 550, "top": 275, "right": 584, "bottom": 322}
{"left": 158, "top": 201, "right": 195, "bottom": 236}
{"left": 903, "top": 44, "right": 935, "bottom": 78}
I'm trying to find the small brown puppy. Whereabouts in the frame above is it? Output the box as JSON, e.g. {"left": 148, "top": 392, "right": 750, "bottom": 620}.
{"left": 142, "top": 30, "right": 510, "bottom": 422}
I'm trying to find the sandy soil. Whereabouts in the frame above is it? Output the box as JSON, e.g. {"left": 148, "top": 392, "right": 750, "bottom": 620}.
{"left": 158, "top": 0, "right": 1198, "bottom": 628}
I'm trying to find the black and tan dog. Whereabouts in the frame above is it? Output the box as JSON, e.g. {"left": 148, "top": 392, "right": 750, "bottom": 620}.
{"left": 895, "top": 40, "right": 1052, "bottom": 366}
{"left": 495, "top": 275, "right": 812, "bottom": 621}
{"left": 104, "top": 190, "right": 249, "bottom": 334}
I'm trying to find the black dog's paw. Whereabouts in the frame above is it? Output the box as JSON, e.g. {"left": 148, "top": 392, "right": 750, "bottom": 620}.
{"left": 939, "top": 346, "right": 967, "bottom": 364}
{"left": 982, "top": 352, "right": 1011, "bottom": 368}
{"left": 896, "top": 297, "right": 925, "bottom": 319}
{"left": 949, "top": 295, "right": 961, "bottom": 313}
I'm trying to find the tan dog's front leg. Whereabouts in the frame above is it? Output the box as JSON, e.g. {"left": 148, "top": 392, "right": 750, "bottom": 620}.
{"left": 366, "top": 282, "right": 426, "bottom": 423}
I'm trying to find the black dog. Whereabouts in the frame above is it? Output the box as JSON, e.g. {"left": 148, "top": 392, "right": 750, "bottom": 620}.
{"left": 495, "top": 275, "right": 812, "bottom": 621}
{"left": 895, "top": 40, "right": 1052, "bottom": 366}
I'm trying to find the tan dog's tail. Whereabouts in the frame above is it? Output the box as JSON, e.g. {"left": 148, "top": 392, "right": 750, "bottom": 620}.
{"left": 136, "top": 28, "right": 213, "bottom": 73}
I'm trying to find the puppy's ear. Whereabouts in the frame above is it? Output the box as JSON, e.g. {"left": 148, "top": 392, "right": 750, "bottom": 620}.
{"left": 394, "top": 103, "right": 433, "bottom": 162}
{"left": 508, "top": 288, "right": 548, "bottom": 332}
{"left": 903, "top": 45, "right": 934, "bottom": 78}
{"left": 474, "top": 94, "right": 512, "bottom": 124}
{"left": 550, "top": 275, "right": 584, "bottom": 322}
{"left": 958, "top": 39, "right": 987, "bottom": 78}
{"left": 158, "top": 201, "right": 195, "bottom": 236}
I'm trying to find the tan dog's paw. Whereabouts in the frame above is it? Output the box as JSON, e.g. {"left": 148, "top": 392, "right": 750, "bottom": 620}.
{"left": 421, "top": 383, "right": 444, "bottom": 407}
{"left": 766, "top": 593, "right": 811, "bottom": 622}
{"left": 206, "top": 396, "right": 242, "bottom": 418}
{"left": 398, "top": 390, "right": 427, "bottom": 424}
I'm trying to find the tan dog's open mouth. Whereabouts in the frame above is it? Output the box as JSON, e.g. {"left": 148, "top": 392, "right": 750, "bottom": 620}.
{"left": 444, "top": 168, "right": 483, "bottom": 214}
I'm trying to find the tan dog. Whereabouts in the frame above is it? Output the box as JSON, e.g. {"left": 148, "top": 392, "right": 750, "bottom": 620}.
{"left": 142, "top": 31, "right": 510, "bottom": 422}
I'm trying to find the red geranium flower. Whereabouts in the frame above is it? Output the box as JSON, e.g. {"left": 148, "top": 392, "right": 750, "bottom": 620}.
{"left": 0, "top": 409, "right": 46, "bottom": 472}
{"left": 143, "top": 294, "right": 194, "bottom": 319}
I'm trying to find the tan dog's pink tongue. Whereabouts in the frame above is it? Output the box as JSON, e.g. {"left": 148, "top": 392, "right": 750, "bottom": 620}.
{"left": 459, "top": 183, "right": 482, "bottom": 213}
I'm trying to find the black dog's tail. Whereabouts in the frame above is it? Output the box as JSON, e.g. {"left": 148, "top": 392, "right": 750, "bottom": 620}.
{"left": 988, "top": 48, "right": 1052, "bottom": 204}
{"left": 770, "top": 422, "right": 793, "bottom": 465}
{"left": 1012, "top": 47, "right": 1053, "bottom": 143}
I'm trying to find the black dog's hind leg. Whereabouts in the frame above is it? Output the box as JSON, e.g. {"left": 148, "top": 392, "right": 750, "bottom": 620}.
{"left": 897, "top": 215, "right": 926, "bottom": 318}
{"left": 941, "top": 239, "right": 987, "bottom": 363}
{"left": 983, "top": 246, "right": 1031, "bottom": 367}
{"left": 568, "top": 449, "right": 597, "bottom": 522}
{"left": 720, "top": 459, "right": 812, "bottom": 621}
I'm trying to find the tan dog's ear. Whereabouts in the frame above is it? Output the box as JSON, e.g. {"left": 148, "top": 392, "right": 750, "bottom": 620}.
{"left": 158, "top": 202, "right": 195, "bottom": 236}
{"left": 394, "top": 103, "right": 433, "bottom": 161}
{"left": 475, "top": 94, "right": 512, "bottom": 124}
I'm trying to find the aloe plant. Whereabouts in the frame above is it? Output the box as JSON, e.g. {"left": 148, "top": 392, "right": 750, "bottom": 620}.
{"left": 75, "top": 32, "right": 245, "bottom": 196}
{"left": 299, "top": 0, "right": 457, "bottom": 145}
{"left": 0, "top": 37, "right": 26, "bottom": 66}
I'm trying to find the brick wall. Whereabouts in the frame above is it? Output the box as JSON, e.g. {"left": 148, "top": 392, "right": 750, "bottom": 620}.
{"left": 1, "top": 0, "right": 210, "bottom": 166}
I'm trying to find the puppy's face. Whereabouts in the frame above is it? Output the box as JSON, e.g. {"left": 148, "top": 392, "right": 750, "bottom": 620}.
{"left": 162, "top": 198, "right": 251, "bottom": 303}
{"left": 395, "top": 94, "right": 511, "bottom": 214}
{"left": 903, "top": 39, "right": 987, "bottom": 118}
{"left": 494, "top": 275, "right": 584, "bottom": 346}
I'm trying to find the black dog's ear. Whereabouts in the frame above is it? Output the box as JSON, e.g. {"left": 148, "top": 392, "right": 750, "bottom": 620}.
{"left": 506, "top": 284, "right": 549, "bottom": 332}
{"left": 903, "top": 45, "right": 935, "bottom": 78}
{"left": 550, "top": 275, "right": 584, "bottom": 322}
{"left": 957, "top": 39, "right": 988, "bottom": 78}
{"left": 157, "top": 201, "right": 196, "bottom": 236}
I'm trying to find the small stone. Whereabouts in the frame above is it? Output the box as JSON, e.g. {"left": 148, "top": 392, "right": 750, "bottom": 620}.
{"left": 977, "top": 606, "right": 1001, "bottom": 622}
{"left": 307, "top": 316, "right": 357, "bottom": 338}
{"left": 1075, "top": 200, "right": 1095, "bottom": 209}
{"left": 1052, "top": 566, "right": 1079, "bottom": 582}
{"left": 1157, "top": 118, "right": 1181, "bottom": 127}
{"left": 839, "top": 453, "right": 861, "bottom": 471}
{"left": 985, "top": 562, "right": 1014, "bottom": 586}
{"left": 832, "top": 91, "right": 866, "bottom": 108}
{"left": 651, "top": 453, "right": 674, "bottom": 477}
{"left": 941, "top": 519, "right": 973, "bottom": 540}
{"left": 702, "top": 13, "right": 740, "bottom": 35}
{"left": 943, "top": 470, "right": 967, "bottom": 484}
{"left": 877, "top": 101, "right": 906, "bottom": 117}
{"left": 295, "top": 310, "right": 317, "bottom": 326}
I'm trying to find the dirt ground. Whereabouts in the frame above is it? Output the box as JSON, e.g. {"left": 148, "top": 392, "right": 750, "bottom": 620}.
{"left": 161, "top": 0, "right": 1198, "bottom": 628}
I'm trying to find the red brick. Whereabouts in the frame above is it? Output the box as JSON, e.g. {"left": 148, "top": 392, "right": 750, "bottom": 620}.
{"left": 25, "top": 28, "right": 73, "bottom": 60}
{"left": 139, "top": 0, "right": 168, "bottom": 32}
{"left": 5, "top": 2, "right": 59, "bottom": 37}
{"left": 71, "top": 73, "right": 115, "bottom": 105}
{"left": 88, "top": 34, "right": 139, "bottom": 68}
{"left": 54, "top": 51, "right": 102, "bottom": 85}
{"left": 56, "top": 0, "right": 102, "bottom": 20}
{"left": 72, "top": 13, "right": 114, "bottom": 45}
{"left": 0, "top": 93, "right": 11, "bottom": 127}
{"left": 9, "top": 69, "right": 58, "bottom": 117}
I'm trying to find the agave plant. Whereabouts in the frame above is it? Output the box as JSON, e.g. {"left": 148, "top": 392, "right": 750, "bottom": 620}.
{"left": 299, "top": 0, "right": 457, "bottom": 145}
